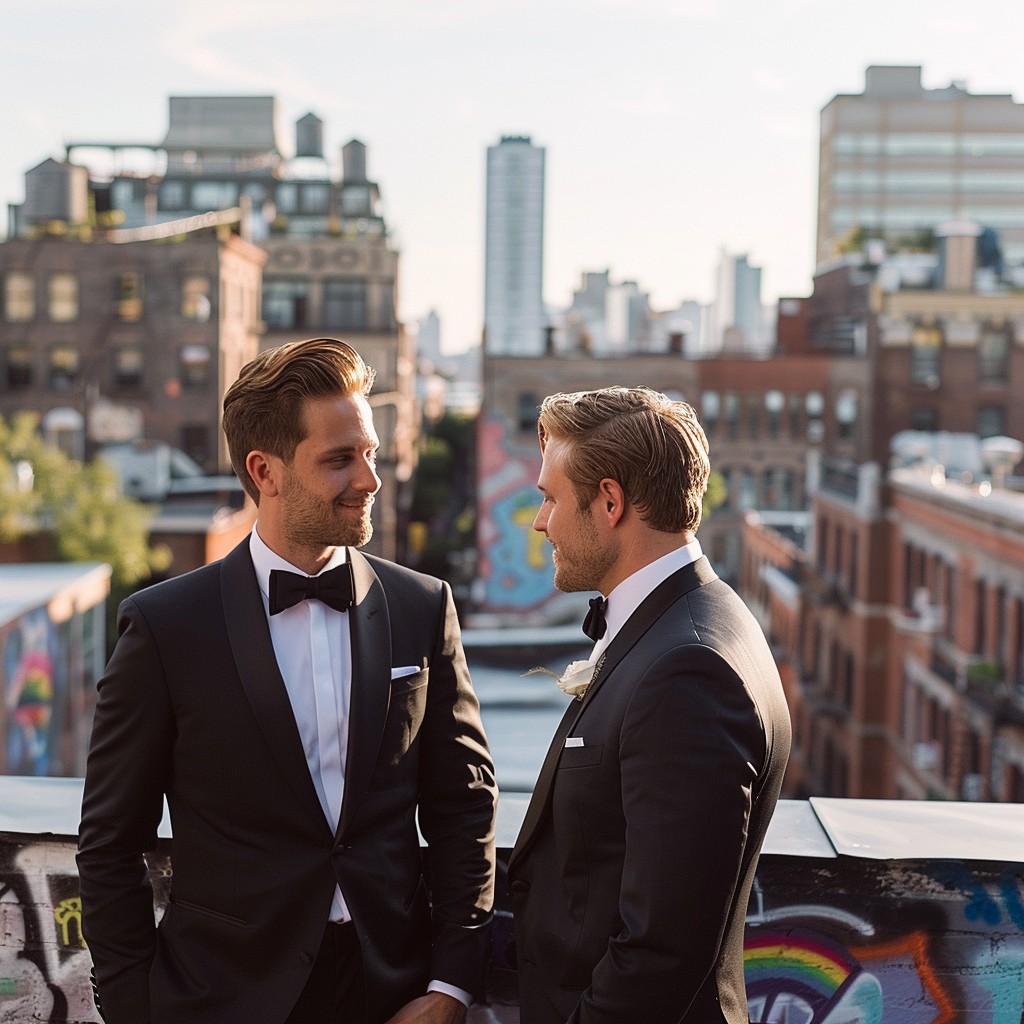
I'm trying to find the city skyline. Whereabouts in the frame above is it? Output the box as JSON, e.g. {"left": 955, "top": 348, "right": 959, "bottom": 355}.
{"left": 6, "top": 0, "right": 1024, "bottom": 352}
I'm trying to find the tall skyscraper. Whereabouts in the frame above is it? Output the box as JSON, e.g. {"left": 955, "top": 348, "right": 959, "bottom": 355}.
{"left": 817, "top": 65, "right": 1024, "bottom": 268}
{"left": 711, "top": 249, "right": 763, "bottom": 352}
{"left": 484, "top": 136, "right": 546, "bottom": 355}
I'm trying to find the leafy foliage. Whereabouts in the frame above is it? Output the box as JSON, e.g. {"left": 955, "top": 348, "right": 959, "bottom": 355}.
{"left": 0, "top": 413, "right": 170, "bottom": 587}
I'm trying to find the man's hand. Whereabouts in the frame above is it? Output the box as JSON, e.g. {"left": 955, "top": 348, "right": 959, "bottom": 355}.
{"left": 384, "top": 992, "right": 468, "bottom": 1024}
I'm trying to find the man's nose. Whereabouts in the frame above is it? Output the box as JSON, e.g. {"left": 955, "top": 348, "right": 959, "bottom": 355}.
{"left": 532, "top": 506, "right": 548, "bottom": 533}
{"left": 358, "top": 459, "right": 381, "bottom": 494}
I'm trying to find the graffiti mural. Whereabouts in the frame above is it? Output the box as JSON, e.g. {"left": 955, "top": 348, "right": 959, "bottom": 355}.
{"left": 4, "top": 607, "right": 63, "bottom": 776}
{"left": 3, "top": 827, "right": 1023, "bottom": 1023}
{"left": 0, "top": 838, "right": 94, "bottom": 1023}
{"left": 743, "top": 858, "right": 1024, "bottom": 1024}
{"left": 476, "top": 415, "right": 556, "bottom": 613}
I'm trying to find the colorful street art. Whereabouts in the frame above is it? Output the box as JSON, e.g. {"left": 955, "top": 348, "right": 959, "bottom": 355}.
{"left": 4, "top": 608, "right": 61, "bottom": 776}
{"left": 476, "top": 415, "right": 556, "bottom": 613}
{"left": 2, "top": 827, "right": 1023, "bottom": 1022}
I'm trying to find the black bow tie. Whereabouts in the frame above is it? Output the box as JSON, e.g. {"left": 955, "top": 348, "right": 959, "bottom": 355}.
{"left": 269, "top": 563, "right": 355, "bottom": 616}
{"left": 582, "top": 596, "right": 608, "bottom": 641}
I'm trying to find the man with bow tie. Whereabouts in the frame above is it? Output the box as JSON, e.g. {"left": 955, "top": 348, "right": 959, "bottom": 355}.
{"left": 509, "top": 387, "right": 791, "bottom": 1023}
{"left": 78, "top": 338, "right": 497, "bottom": 1024}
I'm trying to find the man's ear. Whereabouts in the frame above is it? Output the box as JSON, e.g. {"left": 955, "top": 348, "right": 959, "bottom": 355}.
{"left": 245, "top": 450, "right": 282, "bottom": 499}
{"left": 598, "top": 478, "right": 625, "bottom": 526}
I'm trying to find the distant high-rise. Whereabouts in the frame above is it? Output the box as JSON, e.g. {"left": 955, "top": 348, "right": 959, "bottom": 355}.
{"left": 817, "top": 65, "right": 1024, "bottom": 268}
{"left": 484, "top": 136, "right": 546, "bottom": 355}
{"left": 711, "top": 249, "right": 763, "bottom": 352}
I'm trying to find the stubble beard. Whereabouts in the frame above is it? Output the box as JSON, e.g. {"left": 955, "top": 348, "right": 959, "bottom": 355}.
{"left": 281, "top": 478, "right": 374, "bottom": 551}
{"left": 551, "top": 509, "right": 615, "bottom": 593}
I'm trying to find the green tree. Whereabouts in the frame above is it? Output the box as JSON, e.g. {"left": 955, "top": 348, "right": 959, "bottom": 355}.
{"left": 0, "top": 413, "right": 170, "bottom": 588}
{"left": 702, "top": 470, "right": 727, "bottom": 523}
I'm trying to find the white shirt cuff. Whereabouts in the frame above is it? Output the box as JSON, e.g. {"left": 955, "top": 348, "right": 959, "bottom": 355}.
{"left": 427, "top": 980, "right": 472, "bottom": 1007}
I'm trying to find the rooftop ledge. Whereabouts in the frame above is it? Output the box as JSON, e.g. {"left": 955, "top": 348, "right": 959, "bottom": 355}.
{"left": 4, "top": 777, "right": 1024, "bottom": 864}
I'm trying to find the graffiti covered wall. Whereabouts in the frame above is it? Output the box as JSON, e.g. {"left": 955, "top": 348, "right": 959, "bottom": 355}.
{"left": 476, "top": 414, "right": 556, "bottom": 615}
{"left": 4, "top": 826, "right": 1023, "bottom": 1023}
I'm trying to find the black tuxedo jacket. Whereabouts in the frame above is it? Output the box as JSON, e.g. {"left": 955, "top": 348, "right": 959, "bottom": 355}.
{"left": 78, "top": 537, "right": 497, "bottom": 1024}
{"left": 509, "top": 558, "right": 791, "bottom": 1023}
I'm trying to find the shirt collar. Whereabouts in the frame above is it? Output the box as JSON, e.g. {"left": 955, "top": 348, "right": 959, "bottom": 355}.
{"left": 249, "top": 526, "right": 349, "bottom": 603}
{"left": 595, "top": 538, "right": 703, "bottom": 653}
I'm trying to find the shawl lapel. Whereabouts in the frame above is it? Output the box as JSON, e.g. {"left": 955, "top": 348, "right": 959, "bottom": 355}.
{"left": 510, "top": 557, "right": 718, "bottom": 871}
{"left": 337, "top": 547, "right": 391, "bottom": 838}
{"left": 220, "top": 538, "right": 328, "bottom": 836}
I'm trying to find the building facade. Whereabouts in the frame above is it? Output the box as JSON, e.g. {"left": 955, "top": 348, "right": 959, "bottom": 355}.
{"left": 0, "top": 218, "right": 264, "bottom": 472}
{"left": 5, "top": 96, "right": 415, "bottom": 561}
{"left": 745, "top": 451, "right": 1024, "bottom": 804}
{"left": 475, "top": 349, "right": 862, "bottom": 620}
{"left": 817, "top": 65, "right": 1024, "bottom": 269}
{"left": 484, "top": 136, "right": 547, "bottom": 356}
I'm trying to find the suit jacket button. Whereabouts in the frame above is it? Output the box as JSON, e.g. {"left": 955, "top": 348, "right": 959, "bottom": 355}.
{"left": 299, "top": 951, "right": 313, "bottom": 965}
{"left": 510, "top": 879, "right": 530, "bottom": 895}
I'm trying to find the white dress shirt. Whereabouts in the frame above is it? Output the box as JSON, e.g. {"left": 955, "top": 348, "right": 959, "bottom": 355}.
{"left": 250, "top": 527, "right": 353, "bottom": 922}
{"left": 589, "top": 538, "right": 704, "bottom": 663}
{"left": 249, "top": 527, "right": 471, "bottom": 1007}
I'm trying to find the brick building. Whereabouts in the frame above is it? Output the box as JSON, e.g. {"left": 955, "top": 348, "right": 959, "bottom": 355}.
{"left": 475, "top": 349, "right": 862, "bottom": 620}
{"left": 745, "top": 447, "right": 1024, "bottom": 802}
{"left": 0, "top": 215, "right": 263, "bottom": 472}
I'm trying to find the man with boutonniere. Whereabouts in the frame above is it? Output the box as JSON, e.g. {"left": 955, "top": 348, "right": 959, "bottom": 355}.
{"left": 508, "top": 386, "right": 791, "bottom": 1023}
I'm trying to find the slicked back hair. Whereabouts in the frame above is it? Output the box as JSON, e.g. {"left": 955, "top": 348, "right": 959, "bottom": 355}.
{"left": 222, "top": 337, "right": 376, "bottom": 505}
{"left": 537, "top": 386, "right": 710, "bottom": 534}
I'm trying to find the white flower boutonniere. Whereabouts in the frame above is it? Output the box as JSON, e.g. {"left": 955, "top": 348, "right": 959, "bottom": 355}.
{"left": 526, "top": 654, "right": 605, "bottom": 701}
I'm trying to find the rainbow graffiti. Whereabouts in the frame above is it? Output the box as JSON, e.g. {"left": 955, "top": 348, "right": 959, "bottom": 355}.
{"left": 745, "top": 931, "right": 861, "bottom": 1022}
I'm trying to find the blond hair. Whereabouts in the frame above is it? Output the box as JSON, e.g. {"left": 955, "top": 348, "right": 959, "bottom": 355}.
{"left": 537, "top": 386, "right": 710, "bottom": 533}
{"left": 222, "top": 338, "right": 375, "bottom": 504}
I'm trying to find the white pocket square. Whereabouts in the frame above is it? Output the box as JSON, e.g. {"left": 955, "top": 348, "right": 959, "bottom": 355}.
{"left": 390, "top": 665, "right": 421, "bottom": 680}
{"left": 564, "top": 736, "right": 584, "bottom": 748}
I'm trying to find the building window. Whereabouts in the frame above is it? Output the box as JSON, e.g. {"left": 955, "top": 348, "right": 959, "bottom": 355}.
{"left": 5, "top": 347, "right": 33, "bottom": 389}
{"left": 323, "top": 279, "right": 367, "bottom": 331}
{"left": 191, "top": 181, "right": 238, "bottom": 210}
{"left": 806, "top": 391, "right": 824, "bottom": 443}
{"left": 765, "top": 390, "right": 784, "bottom": 439}
{"left": 116, "top": 272, "right": 144, "bottom": 322}
{"left": 4, "top": 272, "right": 34, "bottom": 322}
{"left": 976, "top": 406, "right": 1005, "bottom": 439}
{"left": 724, "top": 392, "right": 739, "bottom": 439}
{"left": 978, "top": 327, "right": 1010, "bottom": 385}
{"left": 788, "top": 394, "right": 802, "bottom": 438}
{"left": 159, "top": 180, "right": 186, "bottom": 211}
{"left": 737, "top": 468, "right": 756, "bottom": 511}
{"left": 701, "top": 390, "right": 719, "bottom": 435}
{"left": 49, "top": 346, "right": 80, "bottom": 390}
{"left": 263, "top": 279, "right": 309, "bottom": 330}
{"left": 182, "top": 276, "right": 212, "bottom": 322}
{"left": 341, "top": 185, "right": 370, "bottom": 215}
{"left": 301, "top": 184, "right": 330, "bottom": 214}
{"left": 182, "top": 424, "right": 211, "bottom": 466}
{"left": 275, "top": 183, "right": 299, "bottom": 214}
{"left": 180, "top": 345, "right": 212, "bottom": 388}
{"left": 48, "top": 272, "right": 78, "bottom": 322}
{"left": 745, "top": 394, "right": 760, "bottom": 439}
{"left": 113, "top": 347, "right": 143, "bottom": 389}
{"left": 517, "top": 392, "right": 538, "bottom": 433}
{"left": 910, "top": 406, "right": 938, "bottom": 431}
{"left": 910, "top": 325, "right": 942, "bottom": 386}
{"left": 835, "top": 389, "right": 858, "bottom": 441}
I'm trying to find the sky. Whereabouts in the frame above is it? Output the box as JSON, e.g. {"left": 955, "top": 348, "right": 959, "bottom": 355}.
{"left": 5, "top": 0, "right": 1024, "bottom": 353}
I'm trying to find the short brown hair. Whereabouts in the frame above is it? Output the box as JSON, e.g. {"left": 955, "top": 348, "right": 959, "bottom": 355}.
{"left": 537, "top": 386, "right": 710, "bottom": 533}
{"left": 223, "top": 337, "right": 375, "bottom": 504}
